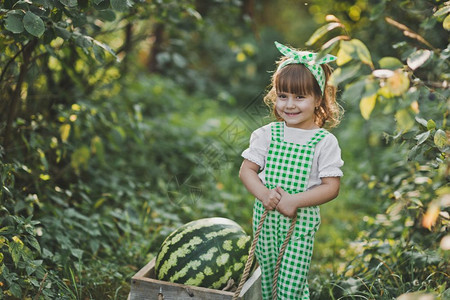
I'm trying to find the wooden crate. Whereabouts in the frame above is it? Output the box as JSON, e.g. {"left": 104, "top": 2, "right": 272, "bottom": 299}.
{"left": 128, "top": 258, "right": 262, "bottom": 300}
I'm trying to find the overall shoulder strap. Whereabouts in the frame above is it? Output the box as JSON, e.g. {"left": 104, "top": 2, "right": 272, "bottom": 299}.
{"left": 307, "top": 129, "right": 329, "bottom": 147}
{"left": 270, "top": 122, "right": 284, "bottom": 141}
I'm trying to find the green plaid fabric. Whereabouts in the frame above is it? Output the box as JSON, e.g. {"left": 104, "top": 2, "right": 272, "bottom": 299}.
{"left": 252, "top": 122, "right": 328, "bottom": 299}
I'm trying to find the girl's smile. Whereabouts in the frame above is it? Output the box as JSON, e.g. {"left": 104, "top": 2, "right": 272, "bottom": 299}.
{"left": 275, "top": 92, "right": 319, "bottom": 129}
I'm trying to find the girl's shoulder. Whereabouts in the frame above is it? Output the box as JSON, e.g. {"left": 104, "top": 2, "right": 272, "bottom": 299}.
{"left": 316, "top": 130, "right": 342, "bottom": 152}
{"left": 251, "top": 122, "right": 274, "bottom": 136}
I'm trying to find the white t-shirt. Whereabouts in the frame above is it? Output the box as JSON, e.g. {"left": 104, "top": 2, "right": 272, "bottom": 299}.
{"left": 241, "top": 122, "right": 344, "bottom": 190}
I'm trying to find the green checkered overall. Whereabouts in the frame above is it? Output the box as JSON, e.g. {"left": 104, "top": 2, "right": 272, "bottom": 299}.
{"left": 252, "top": 122, "right": 328, "bottom": 300}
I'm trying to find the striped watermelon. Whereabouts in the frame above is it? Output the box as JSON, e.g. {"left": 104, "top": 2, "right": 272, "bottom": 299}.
{"left": 155, "top": 217, "right": 251, "bottom": 289}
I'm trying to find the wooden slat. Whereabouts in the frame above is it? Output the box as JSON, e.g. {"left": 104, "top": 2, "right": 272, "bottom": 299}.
{"left": 129, "top": 258, "right": 262, "bottom": 300}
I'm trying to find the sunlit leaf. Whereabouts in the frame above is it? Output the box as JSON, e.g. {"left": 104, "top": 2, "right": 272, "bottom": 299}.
{"left": 444, "top": 15, "right": 450, "bottom": 30}
{"left": 440, "top": 235, "right": 450, "bottom": 250}
{"left": 360, "top": 94, "right": 377, "bottom": 120}
{"left": 426, "top": 119, "right": 436, "bottom": 130}
{"left": 434, "top": 129, "right": 448, "bottom": 149}
{"left": 39, "top": 174, "right": 50, "bottom": 181}
{"left": 306, "top": 22, "right": 343, "bottom": 46}
{"left": 380, "top": 70, "right": 410, "bottom": 97}
{"left": 372, "top": 69, "right": 394, "bottom": 78}
{"left": 336, "top": 40, "right": 354, "bottom": 66}
{"left": 23, "top": 11, "right": 45, "bottom": 37}
{"left": 379, "top": 57, "right": 403, "bottom": 70}
{"left": 422, "top": 203, "right": 440, "bottom": 230}
{"left": 398, "top": 291, "right": 437, "bottom": 300}
{"left": 325, "top": 15, "right": 341, "bottom": 22}
{"left": 59, "top": 124, "right": 71, "bottom": 142}
{"left": 407, "top": 49, "right": 432, "bottom": 70}
{"left": 434, "top": 6, "right": 450, "bottom": 17}
{"left": 187, "top": 7, "right": 202, "bottom": 20}
{"left": 395, "top": 109, "right": 415, "bottom": 132}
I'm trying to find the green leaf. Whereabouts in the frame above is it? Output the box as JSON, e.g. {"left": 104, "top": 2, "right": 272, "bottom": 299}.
{"left": 415, "top": 131, "right": 430, "bottom": 145}
{"left": 329, "top": 63, "right": 362, "bottom": 86}
{"left": 70, "top": 146, "right": 91, "bottom": 173}
{"left": 5, "top": 12, "right": 24, "bottom": 34}
{"left": 379, "top": 57, "right": 403, "bottom": 70}
{"left": 434, "top": 129, "right": 447, "bottom": 149}
{"left": 26, "top": 236, "right": 41, "bottom": 253}
{"left": 93, "top": 39, "right": 118, "bottom": 61}
{"left": 71, "top": 248, "right": 83, "bottom": 259}
{"left": 54, "top": 25, "right": 71, "bottom": 40}
{"left": 407, "top": 49, "right": 432, "bottom": 70}
{"left": 9, "top": 282, "right": 22, "bottom": 298}
{"left": 75, "top": 34, "right": 93, "bottom": 49}
{"left": 110, "top": 0, "right": 129, "bottom": 11}
{"left": 59, "top": 0, "right": 78, "bottom": 7}
{"left": 93, "top": 44, "right": 105, "bottom": 62}
{"left": 98, "top": 9, "right": 116, "bottom": 22}
{"left": 369, "top": 1, "right": 386, "bottom": 21}
{"left": 351, "top": 39, "right": 374, "bottom": 68}
{"left": 341, "top": 78, "right": 366, "bottom": 102}
{"left": 10, "top": 241, "right": 23, "bottom": 266}
{"left": 306, "top": 22, "right": 343, "bottom": 46}
{"left": 23, "top": 11, "right": 45, "bottom": 37}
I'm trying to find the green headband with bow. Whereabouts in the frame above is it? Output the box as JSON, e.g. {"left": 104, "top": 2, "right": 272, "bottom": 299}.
{"left": 275, "top": 41, "right": 337, "bottom": 95}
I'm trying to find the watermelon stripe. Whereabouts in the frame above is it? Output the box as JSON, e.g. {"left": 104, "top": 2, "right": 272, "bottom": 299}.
{"left": 169, "top": 247, "right": 219, "bottom": 282}
{"left": 154, "top": 218, "right": 252, "bottom": 290}
{"left": 157, "top": 236, "right": 203, "bottom": 279}
{"left": 211, "top": 269, "right": 234, "bottom": 289}
{"left": 155, "top": 221, "right": 224, "bottom": 269}
{"left": 156, "top": 225, "right": 243, "bottom": 277}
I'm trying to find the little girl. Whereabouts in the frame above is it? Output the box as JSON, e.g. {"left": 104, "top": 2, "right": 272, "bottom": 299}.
{"left": 239, "top": 42, "right": 344, "bottom": 299}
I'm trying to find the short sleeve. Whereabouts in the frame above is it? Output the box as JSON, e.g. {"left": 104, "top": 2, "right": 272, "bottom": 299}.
{"left": 317, "top": 134, "right": 344, "bottom": 178}
{"left": 241, "top": 126, "right": 270, "bottom": 169}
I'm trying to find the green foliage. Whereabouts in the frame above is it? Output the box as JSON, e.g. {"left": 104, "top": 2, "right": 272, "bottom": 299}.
{"left": 306, "top": 0, "right": 449, "bottom": 298}
{"left": 1, "top": 0, "right": 449, "bottom": 298}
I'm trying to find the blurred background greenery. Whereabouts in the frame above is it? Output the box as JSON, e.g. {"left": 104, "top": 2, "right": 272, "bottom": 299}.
{"left": 1, "top": 0, "right": 449, "bottom": 299}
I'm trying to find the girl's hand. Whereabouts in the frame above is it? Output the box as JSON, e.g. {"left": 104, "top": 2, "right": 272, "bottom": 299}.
{"left": 275, "top": 186, "right": 299, "bottom": 218}
{"left": 261, "top": 188, "right": 281, "bottom": 210}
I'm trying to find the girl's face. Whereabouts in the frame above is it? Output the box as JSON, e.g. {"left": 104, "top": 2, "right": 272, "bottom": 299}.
{"left": 275, "top": 91, "right": 319, "bottom": 129}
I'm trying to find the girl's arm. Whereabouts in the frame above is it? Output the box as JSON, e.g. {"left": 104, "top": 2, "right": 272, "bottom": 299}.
{"left": 239, "top": 159, "right": 281, "bottom": 210}
{"left": 276, "top": 177, "right": 340, "bottom": 218}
